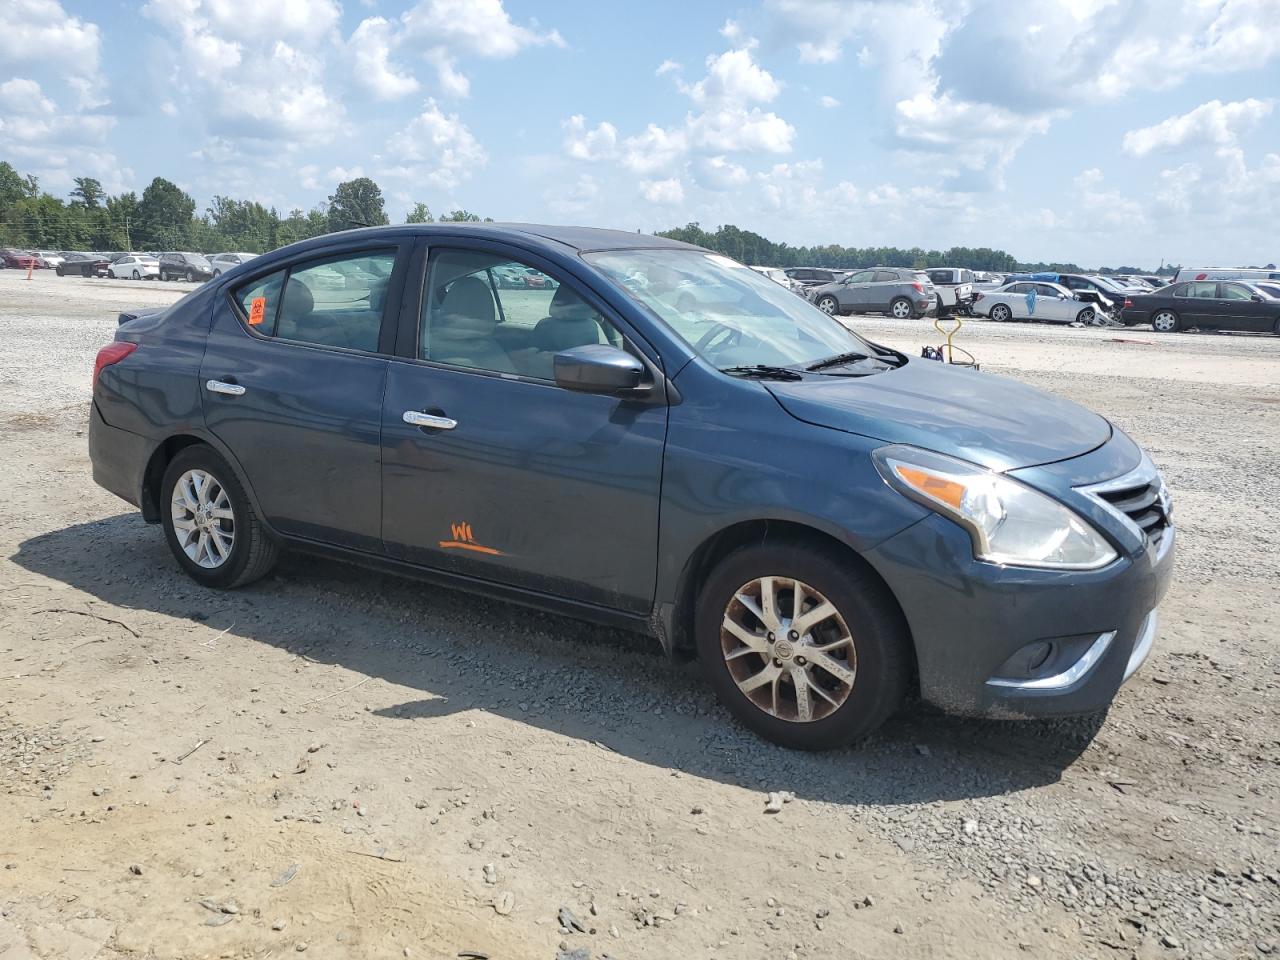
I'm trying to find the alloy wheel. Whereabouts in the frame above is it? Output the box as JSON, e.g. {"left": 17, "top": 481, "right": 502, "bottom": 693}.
{"left": 720, "top": 576, "right": 856, "bottom": 723}
{"left": 891, "top": 299, "right": 912, "bottom": 319}
{"left": 991, "top": 304, "right": 1011, "bottom": 322}
{"left": 170, "top": 469, "right": 235, "bottom": 569}
{"left": 818, "top": 297, "right": 838, "bottom": 315}
{"left": 1152, "top": 311, "right": 1177, "bottom": 332}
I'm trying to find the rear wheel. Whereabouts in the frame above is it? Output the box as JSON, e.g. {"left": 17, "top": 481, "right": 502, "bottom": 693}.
{"left": 1151, "top": 310, "right": 1180, "bottom": 333}
{"left": 161, "top": 445, "right": 278, "bottom": 589}
{"left": 55, "top": 266, "right": 64, "bottom": 276}
{"left": 816, "top": 295, "right": 839, "bottom": 316}
{"left": 695, "top": 541, "right": 911, "bottom": 750}
{"left": 890, "top": 297, "right": 914, "bottom": 319}
{"left": 989, "top": 303, "right": 1012, "bottom": 322}
{"left": 131, "top": 269, "right": 140, "bottom": 280}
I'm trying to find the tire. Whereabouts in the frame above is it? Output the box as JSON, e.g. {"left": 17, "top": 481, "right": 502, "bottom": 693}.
{"left": 695, "top": 540, "right": 911, "bottom": 750}
{"left": 159, "top": 269, "right": 169, "bottom": 281}
{"left": 1150, "top": 309, "right": 1180, "bottom": 333}
{"left": 1076, "top": 307, "right": 1095, "bottom": 324}
{"left": 55, "top": 266, "right": 64, "bottom": 276}
{"left": 989, "top": 303, "right": 1012, "bottom": 322}
{"left": 161, "top": 445, "right": 279, "bottom": 589}
{"left": 816, "top": 295, "right": 839, "bottom": 316}
{"left": 185, "top": 268, "right": 196, "bottom": 282}
{"left": 890, "top": 297, "right": 914, "bottom": 320}
{"left": 131, "top": 270, "right": 140, "bottom": 280}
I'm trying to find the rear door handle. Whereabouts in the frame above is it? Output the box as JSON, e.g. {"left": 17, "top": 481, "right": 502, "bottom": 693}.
{"left": 206, "top": 379, "right": 246, "bottom": 396}
{"left": 403, "top": 410, "right": 457, "bottom": 430}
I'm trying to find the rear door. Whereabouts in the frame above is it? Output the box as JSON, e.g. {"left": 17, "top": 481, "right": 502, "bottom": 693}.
{"left": 380, "top": 240, "right": 668, "bottom": 613}
{"left": 200, "top": 239, "right": 411, "bottom": 551}
{"left": 870, "top": 270, "right": 900, "bottom": 311}
{"left": 1176, "top": 281, "right": 1219, "bottom": 327}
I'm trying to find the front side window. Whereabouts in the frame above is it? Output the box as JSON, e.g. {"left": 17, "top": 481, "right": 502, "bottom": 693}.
{"left": 1220, "top": 283, "right": 1252, "bottom": 301}
{"left": 421, "top": 249, "right": 621, "bottom": 380}
{"left": 847, "top": 270, "right": 875, "bottom": 283}
{"left": 586, "top": 249, "right": 871, "bottom": 371}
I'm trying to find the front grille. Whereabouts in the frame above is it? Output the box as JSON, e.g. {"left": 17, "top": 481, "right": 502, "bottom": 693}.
{"left": 1089, "top": 471, "right": 1173, "bottom": 552}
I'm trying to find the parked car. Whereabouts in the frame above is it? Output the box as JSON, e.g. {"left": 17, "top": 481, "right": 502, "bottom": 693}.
{"left": 749, "top": 266, "right": 797, "bottom": 292}
{"left": 56, "top": 252, "right": 110, "bottom": 277}
{"left": 37, "top": 251, "right": 65, "bottom": 269}
{"left": 1119, "top": 280, "right": 1280, "bottom": 334}
{"left": 159, "top": 252, "right": 215, "bottom": 282}
{"left": 209, "top": 252, "right": 258, "bottom": 276}
{"left": 809, "top": 267, "right": 937, "bottom": 319}
{"left": 1253, "top": 281, "right": 1280, "bottom": 299}
{"left": 1, "top": 248, "right": 41, "bottom": 269}
{"left": 973, "top": 281, "right": 1100, "bottom": 325}
{"left": 925, "top": 268, "right": 977, "bottom": 317}
{"left": 89, "top": 223, "right": 1173, "bottom": 750}
{"left": 1173, "top": 266, "right": 1280, "bottom": 284}
{"left": 108, "top": 255, "right": 160, "bottom": 280}
{"left": 783, "top": 267, "right": 847, "bottom": 290}
{"left": 1052, "top": 274, "right": 1137, "bottom": 317}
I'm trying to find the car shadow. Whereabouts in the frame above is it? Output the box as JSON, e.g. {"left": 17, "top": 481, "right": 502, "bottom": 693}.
{"left": 13, "top": 515, "right": 1106, "bottom": 807}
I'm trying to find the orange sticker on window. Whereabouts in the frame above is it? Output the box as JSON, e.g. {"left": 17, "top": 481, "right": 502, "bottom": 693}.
{"left": 248, "top": 296, "right": 266, "bottom": 326}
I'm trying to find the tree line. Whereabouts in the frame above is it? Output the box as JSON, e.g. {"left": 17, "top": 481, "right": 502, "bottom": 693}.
{"left": 0, "top": 161, "right": 484, "bottom": 254}
{"left": 1, "top": 159, "right": 1175, "bottom": 274}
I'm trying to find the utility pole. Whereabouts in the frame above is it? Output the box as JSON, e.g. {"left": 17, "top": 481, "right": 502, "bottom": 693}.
{"left": 124, "top": 216, "right": 131, "bottom": 250}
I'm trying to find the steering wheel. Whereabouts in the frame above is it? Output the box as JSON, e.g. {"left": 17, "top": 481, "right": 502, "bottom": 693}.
{"left": 693, "top": 321, "right": 742, "bottom": 355}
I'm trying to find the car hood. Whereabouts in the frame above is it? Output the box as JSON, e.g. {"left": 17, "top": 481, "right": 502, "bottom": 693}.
{"left": 765, "top": 359, "right": 1111, "bottom": 472}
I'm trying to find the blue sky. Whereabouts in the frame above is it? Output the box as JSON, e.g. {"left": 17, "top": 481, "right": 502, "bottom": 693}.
{"left": 2, "top": 0, "right": 1278, "bottom": 266}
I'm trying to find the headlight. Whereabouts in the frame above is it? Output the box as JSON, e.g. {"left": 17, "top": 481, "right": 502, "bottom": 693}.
{"left": 873, "top": 445, "right": 1117, "bottom": 570}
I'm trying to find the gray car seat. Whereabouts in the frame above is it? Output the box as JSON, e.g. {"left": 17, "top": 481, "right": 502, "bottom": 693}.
{"left": 429, "top": 276, "right": 516, "bottom": 373}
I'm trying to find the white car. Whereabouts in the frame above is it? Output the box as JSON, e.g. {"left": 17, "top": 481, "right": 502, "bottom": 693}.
{"left": 37, "top": 251, "right": 65, "bottom": 268}
{"left": 748, "top": 265, "right": 797, "bottom": 291}
{"left": 109, "top": 255, "right": 160, "bottom": 280}
{"left": 972, "top": 281, "right": 1100, "bottom": 325}
{"left": 209, "top": 252, "right": 258, "bottom": 276}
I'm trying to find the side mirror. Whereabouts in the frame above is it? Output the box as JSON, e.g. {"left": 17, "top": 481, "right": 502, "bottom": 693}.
{"left": 554, "top": 343, "right": 644, "bottom": 394}
{"left": 1251, "top": 293, "right": 1265, "bottom": 302}
{"left": 1058, "top": 293, "right": 1068, "bottom": 299}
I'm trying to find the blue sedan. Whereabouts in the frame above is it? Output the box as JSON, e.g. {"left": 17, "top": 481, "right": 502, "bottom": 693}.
{"left": 89, "top": 224, "right": 1173, "bottom": 749}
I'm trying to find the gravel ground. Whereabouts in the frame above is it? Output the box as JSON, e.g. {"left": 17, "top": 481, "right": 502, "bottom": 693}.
{"left": 0, "top": 271, "right": 1277, "bottom": 959}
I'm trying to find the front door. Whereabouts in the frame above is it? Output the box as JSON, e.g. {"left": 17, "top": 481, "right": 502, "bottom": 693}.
{"left": 842, "top": 270, "right": 876, "bottom": 312}
{"left": 381, "top": 243, "right": 667, "bottom": 613}
{"left": 1218, "top": 282, "right": 1273, "bottom": 331}
{"left": 200, "top": 242, "right": 409, "bottom": 551}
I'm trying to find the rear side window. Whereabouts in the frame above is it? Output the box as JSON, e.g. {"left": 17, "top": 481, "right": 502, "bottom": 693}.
{"left": 238, "top": 271, "right": 285, "bottom": 331}
{"left": 873, "top": 270, "right": 898, "bottom": 282}
{"left": 1178, "top": 281, "right": 1218, "bottom": 299}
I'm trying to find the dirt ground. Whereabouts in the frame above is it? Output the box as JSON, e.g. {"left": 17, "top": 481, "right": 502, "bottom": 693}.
{"left": 1, "top": 271, "right": 1277, "bottom": 960}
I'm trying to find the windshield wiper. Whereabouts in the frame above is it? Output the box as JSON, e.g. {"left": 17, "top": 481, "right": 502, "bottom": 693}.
{"left": 806, "top": 351, "right": 871, "bottom": 372}
{"left": 720, "top": 364, "right": 804, "bottom": 381}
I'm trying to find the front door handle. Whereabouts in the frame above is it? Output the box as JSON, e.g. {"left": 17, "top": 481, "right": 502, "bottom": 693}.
{"left": 403, "top": 410, "right": 457, "bottom": 430}
{"left": 206, "top": 379, "right": 246, "bottom": 396}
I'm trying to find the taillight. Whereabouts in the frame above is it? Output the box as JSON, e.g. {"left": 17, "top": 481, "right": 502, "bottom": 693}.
{"left": 94, "top": 341, "right": 137, "bottom": 389}
{"left": 1123, "top": 298, "right": 1133, "bottom": 309}
{"left": 912, "top": 281, "right": 924, "bottom": 293}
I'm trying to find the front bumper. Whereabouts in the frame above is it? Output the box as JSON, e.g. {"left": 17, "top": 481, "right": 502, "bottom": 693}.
{"left": 863, "top": 436, "right": 1175, "bottom": 718}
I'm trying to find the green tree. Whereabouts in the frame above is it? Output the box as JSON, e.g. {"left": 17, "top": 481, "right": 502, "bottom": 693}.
{"left": 405, "top": 201, "right": 434, "bottom": 224}
{"left": 327, "top": 177, "right": 389, "bottom": 231}
{"left": 438, "top": 209, "right": 486, "bottom": 222}
{"left": 70, "top": 177, "right": 104, "bottom": 209}
{"left": 206, "top": 195, "right": 276, "bottom": 251}
{"left": 135, "top": 177, "right": 196, "bottom": 249}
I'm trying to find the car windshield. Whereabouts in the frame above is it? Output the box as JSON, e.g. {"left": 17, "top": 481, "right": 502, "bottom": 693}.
{"left": 186, "top": 253, "right": 211, "bottom": 267}
{"left": 585, "top": 249, "right": 872, "bottom": 369}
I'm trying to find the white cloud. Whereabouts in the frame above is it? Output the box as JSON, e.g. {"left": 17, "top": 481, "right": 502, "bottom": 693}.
{"left": 656, "top": 59, "right": 681, "bottom": 76}
{"left": 562, "top": 115, "right": 618, "bottom": 162}
{"left": 401, "top": 0, "right": 564, "bottom": 98}
{"left": 349, "top": 17, "right": 420, "bottom": 101}
{"left": 621, "top": 123, "right": 689, "bottom": 175}
{"left": 385, "top": 98, "right": 488, "bottom": 189}
{"left": 640, "top": 178, "right": 685, "bottom": 204}
{"left": 545, "top": 173, "right": 601, "bottom": 216}
{"left": 0, "top": 0, "right": 101, "bottom": 77}
{"left": 1123, "top": 98, "right": 1274, "bottom": 157}
{"left": 682, "top": 45, "right": 782, "bottom": 105}
{"left": 0, "top": 79, "right": 55, "bottom": 116}
{"left": 696, "top": 155, "right": 749, "bottom": 190}
{"left": 327, "top": 165, "right": 366, "bottom": 182}
{"left": 687, "top": 106, "right": 794, "bottom": 154}
{"left": 194, "top": 0, "right": 339, "bottom": 44}
{"left": 819, "top": 95, "right": 841, "bottom": 109}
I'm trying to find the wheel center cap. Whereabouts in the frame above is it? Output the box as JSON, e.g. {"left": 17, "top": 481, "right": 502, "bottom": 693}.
{"left": 774, "top": 639, "right": 795, "bottom": 660}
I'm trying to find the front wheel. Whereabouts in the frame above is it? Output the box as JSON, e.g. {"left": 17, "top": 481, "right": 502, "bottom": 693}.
{"left": 185, "top": 268, "right": 196, "bottom": 282}
{"left": 161, "top": 445, "right": 279, "bottom": 589}
{"left": 695, "top": 541, "right": 911, "bottom": 750}
{"left": 1076, "top": 307, "right": 1095, "bottom": 324}
{"left": 1151, "top": 310, "right": 1180, "bottom": 333}
{"left": 989, "top": 303, "right": 1012, "bottom": 322}
{"left": 816, "top": 295, "right": 839, "bottom": 316}
{"left": 890, "top": 297, "right": 914, "bottom": 319}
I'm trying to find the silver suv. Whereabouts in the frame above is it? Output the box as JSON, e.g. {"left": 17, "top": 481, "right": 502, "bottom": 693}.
{"left": 809, "top": 267, "right": 937, "bottom": 319}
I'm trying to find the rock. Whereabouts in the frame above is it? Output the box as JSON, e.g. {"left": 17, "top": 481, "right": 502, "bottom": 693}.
{"left": 272, "top": 919, "right": 287, "bottom": 931}
{"left": 559, "top": 906, "right": 586, "bottom": 933}
{"left": 1026, "top": 876, "right": 1042, "bottom": 889}
{"left": 690, "top": 805, "right": 704, "bottom": 815}
{"left": 221, "top": 899, "right": 240, "bottom": 915}
{"left": 963, "top": 819, "right": 979, "bottom": 836}
{"left": 128, "top": 863, "right": 143, "bottom": 876}
{"left": 555, "top": 949, "right": 589, "bottom": 960}
{"left": 894, "top": 924, "right": 905, "bottom": 934}
{"left": 609, "top": 924, "right": 620, "bottom": 938}
{"left": 295, "top": 942, "right": 308, "bottom": 952}
{"left": 914, "top": 744, "right": 931, "bottom": 757}
{"left": 92, "top": 787, "right": 105, "bottom": 797}
{"left": 494, "top": 892, "right": 515, "bottom": 916}
{"left": 1161, "top": 934, "right": 1181, "bottom": 949}
{"left": 482, "top": 863, "right": 497, "bottom": 885}
{"left": 764, "top": 793, "right": 785, "bottom": 814}
{"left": 589, "top": 901, "right": 599, "bottom": 917}
{"left": 307, "top": 742, "right": 323, "bottom": 753}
